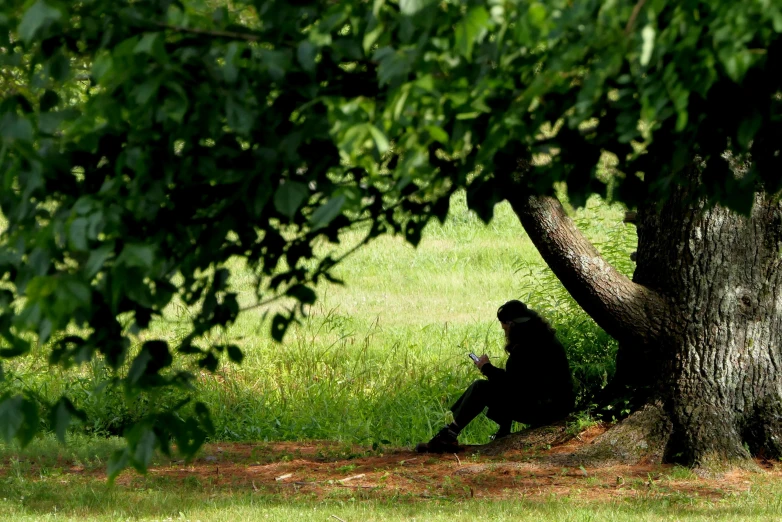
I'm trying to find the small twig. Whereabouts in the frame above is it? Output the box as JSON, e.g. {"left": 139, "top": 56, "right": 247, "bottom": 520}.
{"left": 399, "top": 457, "right": 418, "bottom": 465}
{"left": 275, "top": 472, "right": 293, "bottom": 481}
{"left": 393, "top": 471, "right": 427, "bottom": 483}
{"left": 453, "top": 453, "right": 462, "bottom": 466}
{"left": 154, "top": 22, "right": 262, "bottom": 42}
{"left": 331, "top": 516, "right": 347, "bottom": 522}
{"left": 624, "top": 0, "right": 648, "bottom": 35}
{"left": 252, "top": 480, "right": 259, "bottom": 491}
{"left": 337, "top": 473, "right": 365, "bottom": 483}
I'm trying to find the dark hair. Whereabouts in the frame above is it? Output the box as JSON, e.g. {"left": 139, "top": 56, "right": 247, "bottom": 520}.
{"left": 497, "top": 300, "right": 557, "bottom": 352}
{"left": 497, "top": 300, "right": 531, "bottom": 323}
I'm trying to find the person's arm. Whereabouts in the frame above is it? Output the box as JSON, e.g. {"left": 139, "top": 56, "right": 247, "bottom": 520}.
{"left": 480, "top": 361, "right": 506, "bottom": 381}
{"left": 476, "top": 354, "right": 508, "bottom": 383}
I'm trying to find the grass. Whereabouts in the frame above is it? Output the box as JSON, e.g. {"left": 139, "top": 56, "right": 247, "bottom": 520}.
{"left": 5, "top": 192, "right": 782, "bottom": 520}
{"left": 2, "top": 435, "right": 782, "bottom": 521}
{"left": 3, "top": 191, "right": 632, "bottom": 447}
{"left": 2, "top": 191, "right": 631, "bottom": 446}
{"left": 1, "top": 447, "right": 782, "bottom": 522}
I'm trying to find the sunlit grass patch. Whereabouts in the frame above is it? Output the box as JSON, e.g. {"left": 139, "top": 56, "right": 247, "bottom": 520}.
{"left": 2, "top": 192, "right": 634, "bottom": 447}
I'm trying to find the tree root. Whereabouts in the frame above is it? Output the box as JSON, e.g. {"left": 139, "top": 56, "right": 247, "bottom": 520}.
{"left": 477, "top": 403, "right": 673, "bottom": 467}
{"left": 477, "top": 419, "right": 574, "bottom": 457}
{"left": 474, "top": 402, "right": 773, "bottom": 475}
{"left": 561, "top": 402, "right": 673, "bottom": 468}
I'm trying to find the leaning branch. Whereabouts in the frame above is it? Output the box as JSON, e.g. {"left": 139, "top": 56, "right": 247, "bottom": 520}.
{"left": 152, "top": 22, "right": 263, "bottom": 43}
{"left": 506, "top": 191, "right": 667, "bottom": 345}
{"left": 624, "top": 0, "right": 649, "bottom": 35}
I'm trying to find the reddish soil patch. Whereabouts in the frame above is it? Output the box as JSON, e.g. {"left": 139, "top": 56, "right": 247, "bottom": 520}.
{"left": 105, "top": 425, "right": 782, "bottom": 502}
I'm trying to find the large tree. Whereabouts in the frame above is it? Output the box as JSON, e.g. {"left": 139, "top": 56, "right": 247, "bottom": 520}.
{"left": 1, "top": 0, "right": 780, "bottom": 473}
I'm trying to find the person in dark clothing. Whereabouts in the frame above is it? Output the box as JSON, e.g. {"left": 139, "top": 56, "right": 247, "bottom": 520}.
{"left": 416, "top": 300, "right": 575, "bottom": 453}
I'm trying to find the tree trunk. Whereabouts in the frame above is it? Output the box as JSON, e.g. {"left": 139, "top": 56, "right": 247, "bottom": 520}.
{"left": 505, "top": 177, "right": 782, "bottom": 469}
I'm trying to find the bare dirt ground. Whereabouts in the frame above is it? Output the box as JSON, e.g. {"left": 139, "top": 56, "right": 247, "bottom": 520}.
{"left": 103, "top": 424, "right": 781, "bottom": 502}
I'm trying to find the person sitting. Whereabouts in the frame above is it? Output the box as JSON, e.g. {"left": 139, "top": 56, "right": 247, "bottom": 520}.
{"left": 416, "top": 300, "right": 575, "bottom": 453}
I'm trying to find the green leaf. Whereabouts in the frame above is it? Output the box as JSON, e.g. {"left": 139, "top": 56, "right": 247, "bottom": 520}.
{"left": 52, "top": 400, "right": 69, "bottom": 443}
{"left": 48, "top": 52, "right": 70, "bottom": 82}
{"left": 198, "top": 352, "right": 219, "bottom": 371}
{"left": 0, "top": 395, "right": 38, "bottom": 447}
{"left": 133, "top": 33, "right": 159, "bottom": 55}
{"left": 640, "top": 24, "right": 655, "bottom": 67}
{"left": 226, "top": 345, "right": 244, "bottom": 364}
{"left": 363, "top": 22, "right": 384, "bottom": 53}
{"left": 18, "top": 0, "right": 62, "bottom": 44}
{"left": 374, "top": 47, "right": 411, "bottom": 85}
{"left": 134, "top": 78, "right": 161, "bottom": 105}
{"left": 92, "top": 52, "right": 113, "bottom": 81}
{"left": 50, "top": 397, "right": 84, "bottom": 444}
{"left": 161, "top": 83, "right": 189, "bottom": 123}
{"left": 271, "top": 313, "right": 291, "bottom": 342}
{"left": 454, "top": 7, "right": 490, "bottom": 60}
{"left": 127, "top": 340, "right": 172, "bottom": 387}
{"left": 274, "top": 182, "right": 308, "bottom": 219}
{"left": 260, "top": 49, "right": 291, "bottom": 81}
{"left": 40, "top": 90, "right": 59, "bottom": 112}
{"left": 195, "top": 402, "right": 214, "bottom": 434}
{"left": 367, "top": 125, "right": 390, "bottom": 154}
{"left": 425, "top": 125, "right": 449, "bottom": 143}
{"left": 117, "top": 243, "right": 155, "bottom": 269}
{"left": 133, "top": 427, "right": 157, "bottom": 470}
{"left": 59, "top": 278, "right": 90, "bottom": 307}
{"left": 108, "top": 448, "right": 130, "bottom": 482}
{"left": 297, "top": 41, "right": 317, "bottom": 73}
{"left": 399, "top": 0, "right": 436, "bottom": 16}
{"left": 287, "top": 285, "right": 316, "bottom": 305}
{"left": 83, "top": 244, "right": 114, "bottom": 279}
{"left": 0, "top": 395, "right": 24, "bottom": 442}
{"left": 392, "top": 86, "right": 410, "bottom": 120}
{"left": 528, "top": 3, "right": 547, "bottom": 29}
{"left": 68, "top": 217, "right": 89, "bottom": 251}
{"left": 127, "top": 348, "right": 152, "bottom": 386}
{"left": 38, "top": 108, "right": 78, "bottom": 135}
{"left": 737, "top": 112, "right": 762, "bottom": 149}
{"left": 0, "top": 113, "right": 34, "bottom": 143}
{"left": 720, "top": 48, "right": 754, "bottom": 83}
{"left": 310, "top": 194, "right": 346, "bottom": 229}
{"left": 226, "top": 96, "right": 253, "bottom": 134}
{"left": 223, "top": 42, "right": 240, "bottom": 83}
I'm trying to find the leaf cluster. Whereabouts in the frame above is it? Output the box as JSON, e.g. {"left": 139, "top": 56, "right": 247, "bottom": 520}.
{"left": 1, "top": 0, "right": 780, "bottom": 473}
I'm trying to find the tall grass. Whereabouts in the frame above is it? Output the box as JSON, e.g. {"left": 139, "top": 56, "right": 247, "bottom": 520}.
{"left": 1, "top": 191, "right": 636, "bottom": 447}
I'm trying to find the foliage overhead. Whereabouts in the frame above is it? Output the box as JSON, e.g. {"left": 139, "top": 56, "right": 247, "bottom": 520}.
{"left": 1, "top": 0, "right": 780, "bottom": 475}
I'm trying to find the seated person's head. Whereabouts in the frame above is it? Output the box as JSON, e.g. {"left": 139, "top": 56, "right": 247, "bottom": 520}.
{"left": 497, "top": 300, "right": 533, "bottom": 333}
{"left": 497, "top": 300, "right": 550, "bottom": 349}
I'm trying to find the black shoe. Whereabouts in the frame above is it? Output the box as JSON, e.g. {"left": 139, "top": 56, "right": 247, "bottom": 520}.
{"left": 415, "top": 427, "right": 460, "bottom": 454}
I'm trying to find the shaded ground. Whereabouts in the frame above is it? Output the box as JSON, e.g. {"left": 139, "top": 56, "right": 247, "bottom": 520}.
{"left": 89, "top": 424, "right": 781, "bottom": 502}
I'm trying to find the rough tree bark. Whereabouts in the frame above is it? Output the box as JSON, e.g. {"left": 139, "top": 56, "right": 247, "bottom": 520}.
{"left": 504, "top": 173, "right": 782, "bottom": 469}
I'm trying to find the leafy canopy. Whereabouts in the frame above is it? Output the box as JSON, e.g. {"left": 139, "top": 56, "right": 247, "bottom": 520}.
{"left": 1, "top": 0, "right": 780, "bottom": 476}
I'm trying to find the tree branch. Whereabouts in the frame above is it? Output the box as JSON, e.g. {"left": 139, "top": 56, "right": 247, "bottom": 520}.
{"left": 153, "top": 22, "right": 262, "bottom": 42}
{"left": 505, "top": 190, "right": 668, "bottom": 345}
{"left": 624, "top": 0, "right": 648, "bottom": 35}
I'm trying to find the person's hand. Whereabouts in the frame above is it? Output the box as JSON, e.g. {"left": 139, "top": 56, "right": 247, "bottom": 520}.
{"left": 475, "top": 354, "right": 490, "bottom": 369}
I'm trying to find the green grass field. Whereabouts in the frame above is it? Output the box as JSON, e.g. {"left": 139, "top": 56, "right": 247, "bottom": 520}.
{"left": 15, "top": 193, "right": 782, "bottom": 520}
{"left": 2, "top": 191, "right": 631, "bottom": 447}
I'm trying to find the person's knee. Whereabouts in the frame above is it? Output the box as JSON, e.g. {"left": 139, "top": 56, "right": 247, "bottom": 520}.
{"left": 467, "top": 379, "right": 492, "bottom": 395}
{"left": 469, "top": 380, "right": 501, "bottom": 404}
